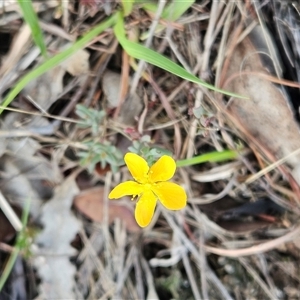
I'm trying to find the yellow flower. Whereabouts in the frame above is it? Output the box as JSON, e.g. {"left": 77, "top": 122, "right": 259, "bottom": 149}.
{"left": 108, "top": 152, "right": 187, "bottom": 227}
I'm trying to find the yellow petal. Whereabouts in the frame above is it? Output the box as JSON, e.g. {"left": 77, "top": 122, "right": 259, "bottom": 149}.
{"left": 108, "top": 181, "right": 143, "bottom": 199}
{"left": 148, "top": 155, "right": 176, "bottom": 183}
{"left": 125, "top": 153, "right": 149, "bottom": 183}
{"left": 152, "top": 182, "right": 187, "bottom": 210}
{"left": 135, "top": 190, "right": 157, "bottom": 227}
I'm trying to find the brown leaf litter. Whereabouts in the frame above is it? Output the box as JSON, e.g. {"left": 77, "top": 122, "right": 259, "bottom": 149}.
{"left": 1, "top": 1, "right": 300, "bottom": 299}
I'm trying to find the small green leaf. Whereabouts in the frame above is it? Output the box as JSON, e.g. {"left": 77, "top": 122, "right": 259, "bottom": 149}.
{"left": 78, "top": 140, "right": 123, "bottom": 173}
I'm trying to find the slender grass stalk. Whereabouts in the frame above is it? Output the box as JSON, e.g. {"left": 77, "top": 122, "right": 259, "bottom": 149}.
{"left": 0, "top": 199, "right": 30, "bottom": 291}
{"left": 176, "top": 150, "right": 238, "bottom": 167}
{"left": 17, "top": 0, "right": 47, "bottom": 58}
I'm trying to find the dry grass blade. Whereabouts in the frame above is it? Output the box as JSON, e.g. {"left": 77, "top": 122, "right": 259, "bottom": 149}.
{"left": 1, "top": 1, "right": 300, "bottom": 298}
{"left": 0, "top": 191, "right": 22, "bottom": 232}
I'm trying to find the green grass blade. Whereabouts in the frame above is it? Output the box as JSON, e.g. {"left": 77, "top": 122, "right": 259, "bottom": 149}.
{"left": 121, "top": 0, "right": 135, "bottom": 16}
{"left": 17, "top": 0, "right": 47, "bottom": 58}
{"left": 176, "top": 150, "right": 238, "bottom": 167}
{"left": 161, "top": 0, "right": 194, "bottom": 20}
{"left": 0, "top": 14, "right": 117, "bottom": 115}
{"left": 0, "top": 248, "right": 19, "bottom": 292}
{"left": 114, "top": 13, "right": 247, "bottom": 99}
{"left": 140, "top": 0, "right": 195, "bottom": 40}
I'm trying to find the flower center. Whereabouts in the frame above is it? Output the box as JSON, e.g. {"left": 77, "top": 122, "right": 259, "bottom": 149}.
{"left": 143, "top": 183, "right": 152, "bottom": 191}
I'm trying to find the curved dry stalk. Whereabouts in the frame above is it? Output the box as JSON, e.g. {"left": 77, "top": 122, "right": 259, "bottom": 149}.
{"left": 222, "top": 70, "right": 300, "bottom": 90}
{"left": 205, "top": 225, "right": 300, "bottom": 257}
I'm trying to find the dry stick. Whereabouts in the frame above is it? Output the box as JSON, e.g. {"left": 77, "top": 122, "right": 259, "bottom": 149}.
{"left": 126, "top": 276, "right": 139, "bottom": 300}
{"left": 255, "top": 254, "right": 279, "bottom": 298}
{"left": 50, "top": 76, "right": 90, "bottom": 131}
{"left": 253, "top": 149, "right": 300, "bottom": 205}
{"left": 253, "top": 1, "right": 283, "bottom": 78}
{"left": 201, "top": 0, "right": 222, "bottom": 75}
{"left": 0, "top": 243, "right": 14, "bottom": 254}
{"left": 76, "top": 231, "right": 101, "bottom": 295}
{"left": 186, "top": 1, "right": 223, "bottom": 158}
{"left": 129, "top": 0, "right": 166, "bottom": 95}
{"left": 211, "top": 1, "right": 231, "bottom": 46}
{"left": 0, "top": 191, "right": 22, "bottom": 232}
{"left": 213, "top": 2, "right": 241, "bottom": 119}
{"left": 61, "top": 0, "right": 69, "bottom": 32}
{"left": 103, "top": 171, "right": 114, "bottom": 291}
{"left": 114, "top": 223, "right": 128, "bottom": 298}
{"left": 0, "top": 24, "right": 31, "bottom": 79}
{"left": 181, "top": 23, "right": 203, "bottom": 158}
{"left": 186, "top": 203, "right": 238, "bottom": 239}
{"left": 215, "top": 1, "right": 235, "bottom": 87}
{"left": 163, "top": 211, "right": 234, "bottom": 300}
{"left": 167, "top": 37, "right": 192, "bottom": 73}
{"left": 215, "top": 85, "right": 300, "bottom": 208}
{"left": 239, "top": 257, "right": 279, "bottom": 300}
{"left": 113, "top": 49, "right": 130, "bottom": 120}
{"left": 189, "top": 176, "right": 236, "bottom": 204}
{"left": 236, "top": 20, "right": 258, "bottom": 45}
{"left": 187, "top": 199, "right": 288, "bottom": 298}
{"left": 137, "top": 93, "right": 148, "bottom": 134}
{"left": 50, "top": 39, "right": 118, "bottom": 131}
{"left": 207, "top": 265, "right": 234, "bottom": 300}
{"left": 267, "top": 176, "right": 297, "bottom": 199}
{"left": 114, "top": 245, "right": 136, "bottom": 296}
{"left": 205, "top": 225, "right": 300, "bottom": 257}
{"left": 79, "top": 230, "right": 115, "bottom": 293}
{"left": 148, "top": 58, "right": 202, "bottom": 123}
{"left": 182, "top": 251, "right": 202, "bottom": 300}
{"left": 219, "top": 21, "right": 244, "bottom": 88}
{"left": 217, "top": 22, "right": 300, "bottom": 205}
{"left": 40, "top": 21, "right": 74, "bottom": 42}
{"left": 141, "top": 257, "right": 159, "bottom": 299}
{"left": 245, "top": 147, "right": 300, "bottom": 185}
{"left": 0, "top": 105, "right": 79, "bottom": 126}
{"left": 254, "top": 151, "right": 300, "bottom": 211}
{"left": 84, "top": 39, "right": 119, "bottom": 107}
{"left": 145, "top": 10, "right": 184, "bottom": 32}
{"left": 133, "top": 251, "right": 145, "bottom": 299}
{"left": 185, "top": 89, "right": 200, "bottom": 159}
{"left": 199, "top": 230, "right": 209, "bottom": 300}
{"left": 266, "top": 183, "right": 300, "bottom": 214}
{"left": 156, "top": 20, "right": 174, "bottom": 54}
{"left": 219, "top": 91, "right": 300, "bottom": 207}
{"left": 98, "top": 288, "right": 116, "bottom": 300}
{"left": 150, "top": 79, "right": 182, "bottom": 158}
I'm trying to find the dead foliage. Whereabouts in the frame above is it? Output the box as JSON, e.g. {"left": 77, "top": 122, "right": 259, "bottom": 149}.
{"left": 0, "top": 1, "right": 300, "bottom": 299}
